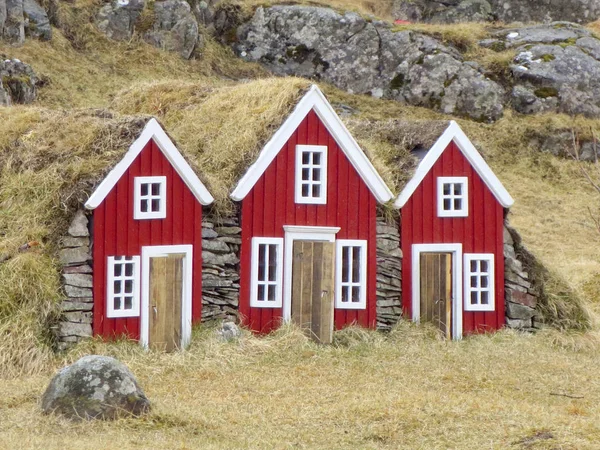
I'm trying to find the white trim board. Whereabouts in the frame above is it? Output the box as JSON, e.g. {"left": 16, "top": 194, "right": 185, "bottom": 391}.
{"left": 85, "top": 118, "right": 214, "bottom": 209}
{"left": 140, "top": 245, "right": 193, "bottom": 349}
{"left": 230, "top": 85, "right": 393, "bottom": 204}
{"left": 282, "top": 225, "right": 340, "bottom": 321}
{"left": 411, "top": 243, "right": 463, "bottom": 340}
{"left": 395, "top": 121, "right": 514, "bottom": 209}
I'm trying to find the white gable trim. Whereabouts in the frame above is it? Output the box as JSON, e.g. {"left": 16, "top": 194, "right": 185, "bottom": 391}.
{"left": 85, "top": 118, "right": 214, "bottom": 209}
{"left": 230, "top": 85, "right": 393, "bottom": 203}
{"left": 395, "top": 121, "right": 514, "bottom": 209}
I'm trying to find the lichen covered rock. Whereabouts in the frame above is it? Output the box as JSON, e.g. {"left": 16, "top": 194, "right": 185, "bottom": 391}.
{"left": 143, "top": 0, "right": 199, "bottom": 59}
{"left": 95, "top": 0, "right": 145, "bottom": 41}
{"left": 41, "top": 355, "right": 150, "bottom": 420}
{"left": 0, "top": 58, "right": 37, "bottom": 105}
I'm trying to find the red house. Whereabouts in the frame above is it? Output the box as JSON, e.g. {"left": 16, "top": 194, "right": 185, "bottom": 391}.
{"left": 85, "top": 119, "right": 214, "bottom": 350}
{"left": 395, "top": 121, "right": 514, "bottom": 339}
{"left": 230, "top": 85, "right": 393, "bottom": 340}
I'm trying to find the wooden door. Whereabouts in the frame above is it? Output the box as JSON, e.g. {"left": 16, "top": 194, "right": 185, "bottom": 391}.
{"left": 148, "top": 254, "right": 184, "bottom": 351}
{"left": 291, "top": 241, "right": 335, "bottom": 344}
{"left": 419, "top": 253, "right": 452, "bottom": 339}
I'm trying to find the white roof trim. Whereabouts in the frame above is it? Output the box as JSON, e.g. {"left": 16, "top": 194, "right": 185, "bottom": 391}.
{"left": 85, "top": 118, "right": 214, "bottom": 209}
{"left": 230, "top": 85, "right": 393, "bottom": 203}
{"left": 395, "top": 121, "right": 514, "bottom": 209}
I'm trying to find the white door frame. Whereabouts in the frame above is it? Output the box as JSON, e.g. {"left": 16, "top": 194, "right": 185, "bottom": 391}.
{"left": 141, "top": 245, "right": 193, "bottom": 349}
{"left": 411, "top": 243, "right": 463, "bottom": 340}
{"left": 282, "top": 225, "right": 340, "bottom": 322}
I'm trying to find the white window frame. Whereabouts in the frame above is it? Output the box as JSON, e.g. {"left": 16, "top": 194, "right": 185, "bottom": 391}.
{"left": 106, "top": 255, "right": 141, "bottom": 318}
{"left": 411, "top": 243, "right": 463, "bottom": 340}
{"left": 250, "top": 237, "right": 284, "bottom": 308}
{"left": 464, "top": 253, "right": 495, "bottom": 312}
{"left": 335, "top": 239, "right": 367, "bottom": 310}
{"left": 295, "top": 145, "right": 328, "bottom": 205}
{"left": 134, "top": 176, "right": 167, "bottom": 220}
{"left": 437, "top": 176, "right": 468, "bottom": 218}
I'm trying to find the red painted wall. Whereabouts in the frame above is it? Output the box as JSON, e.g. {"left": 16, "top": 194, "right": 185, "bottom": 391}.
{"left": 239, "top": 109, "right": 378, "bottom": 333}
{"left": 400, "top": 141, "right": 505, "bottom": 335}
{"left": 92, "top": 139, "right": 203, "bottom": 340}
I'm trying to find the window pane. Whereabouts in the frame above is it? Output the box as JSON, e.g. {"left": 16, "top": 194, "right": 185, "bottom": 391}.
{"left": 124, "top": 297, "right": 133, "bottom": 310}
{"left": 454, "top": 198, "right": 462, "bottom": 210}
{"left": 481, "top": 276, "right": 489, "bottom": 288}
{"left": 258, "top": 244, "right": 266, "bottom": 281}
{"left": 453, "top": 183, "right": 462, "bottom": 195}
{"left": 342, "top": 286, "right": 349, "bottom": 303}
{"left": 352, "top": 286, "right": 360, "bottom": 302}
{"left": 141, "top": 199, "right": 148, "bottom": 213}
{"left": 312, "top": 168, "right": 320, "bottom": 181}
{"left": 302, "top": 184, "right": 309, "bottom": 197}
{"left": 125, "top": 279, "right": 133, "bottom": 294}
{"left": 268, "top": 285, "right": 276, "bottom": 302}
{"left": 470, "top": 291, "right": 478, "bottom": 305}
{"left": 268, "top": 244, "right": 277, "bottom": 281}
{"left": 114, "top": 263, "right": 122, "bottom": 277}
{"left": 302, "top": 168, "right": 310, "bottom": 181}
{"left": 257, "top": 285, "right": 265, "bottom": 302}
{"left": 125, "top": 263, "right": 133, "bottom": 277}
{"left": 470, "top": 260, "right": 477, "bottom": 272}
{"left": 470, "top": 276, "right": 478, "bottom": 288}
{"left": 352, "top": 247, "right": 361, "bottom": 282}
{"left": 141, "top": 183, "right": 148, "bottom": 196}
{"left": 480, "top": 260, "right": 488, "bottom": 272}
{"left": 313, "top": 152, "right": 321, "bottom": 165}
{"left": 481, "top": 291, "right": 489, "bottom": 305}
{"left": 342, "top": 247, "right": 349, "bottom": 282}
{"left": 151, "top": 183, "right": 161, "bottom": 196}
{"left": 443, "top": 183, "right": 451, "bottom": 195}
{"left": 114, "top": 280, "right": 121, "bottom": 294}
{"left": 312, "top": 184, "right": 320, "bottom": 198}
{"left": 113, "top": 297, "right": 121, "bottom": 310}
{"left": 302, "top": 151, "right": 310, "bottom": 164}
{"left": 443, "top": 199, "right": 451, "bottom": 210}
{"left": 151, "top": 199, "right": 160, "bottom": 212}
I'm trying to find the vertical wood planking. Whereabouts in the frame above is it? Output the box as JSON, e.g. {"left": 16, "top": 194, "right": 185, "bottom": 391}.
{"left": 93, "top": 204, "right": 106, "bottom": 336}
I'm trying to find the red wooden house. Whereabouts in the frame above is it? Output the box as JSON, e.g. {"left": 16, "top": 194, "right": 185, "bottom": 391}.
{"left": 395, "top": 121, "right": 514, "bottom": 339}
{"left": 230, "top": 85, "right": 393, "bottom": 339}
{"left": 85, "top": 119, "right": 214, "bottom": 350}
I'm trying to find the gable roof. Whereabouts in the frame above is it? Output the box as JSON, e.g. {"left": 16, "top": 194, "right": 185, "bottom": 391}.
{"left": 395, "top": 120, "right": 514, "bottom": 208}
{"left": 230, "top": 85, "right": 393, "bottom": 203}
{"left": 85, "top": 118, "right": 214, "bottom": 209}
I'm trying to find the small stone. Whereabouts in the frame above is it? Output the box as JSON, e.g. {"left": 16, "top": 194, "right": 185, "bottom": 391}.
{"left": 506, "top": 301, "right": 537, "bottom": 320}
{"left": 63, "top": 311, "right": 93, "bottom": 323}
{"left": 59, "top": 247, "right": 90, "bottom": 266}
{"left": 62, "top": 273, "right": 93, "bottom": 288}
{"left": 60, "top": 236, "right": 90, "bottom": 248}
{"left": 216, "top": 321, "right": 242, "bottom": 342}
{"left": 61, "top": 301, "right": 93, "bottom": 312}
{"left": 202, "top": 239, "right": 231, "bottom": 253}
{"left": 202, "top": 228, "right": 218, "bottom": 239}
{"left": 58, "top": 322, "right": 93, "bottom": 337}
{"left": 506, "top": 289, "right": 537, "bottom": 308}
{"left": 65, "top": 285, "right": 93, "bottom": 298}
{"left": 202, "top": 251, "right": 239, "bottom": 266}
{"left": 68, "top": 210, "right": 89, "bottom": 237}
{"left": 215, "top": 226, "right": 242, "bottom": 236}
{"left": 63, "top": 265, "right": 93, "bottom": 274}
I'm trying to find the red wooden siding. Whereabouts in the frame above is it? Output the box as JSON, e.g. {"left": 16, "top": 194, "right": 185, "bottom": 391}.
{"left": 401, "top": 141, "right": 505, "bottom": 335}
{"left": 92, "top": 139, "right": 203, "bottom": 340}
{"left": 239, "top": 109, "right": 378, "bottom": 333}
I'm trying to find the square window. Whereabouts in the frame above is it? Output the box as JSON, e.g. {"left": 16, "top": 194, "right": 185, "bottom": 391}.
{"left": 251, "top": 237, "right": 284, "bottom": 308}
{"left": 464, "top": 254, "right": 495, "bottom": 312}
{"left": 295, "top": 145, "right": 327, "bottom": 204}
{"left": 437, "top": 177, "right": 468, "bottom": 218}
{"left": 107, "top": 255, "right": 141, "bottom": 318}
{"left": 336, "top": 240, "right": 367, "bottom": 310}
{"left": 134, "top": 176, "right": 167, "bottom": 220}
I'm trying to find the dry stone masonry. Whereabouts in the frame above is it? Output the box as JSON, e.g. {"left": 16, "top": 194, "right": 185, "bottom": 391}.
{"left": 504, "top": 224, "right": 541, "bottom": 331}
{"left": 376, "top": 218, "right": 402, "bottom": 330}
{"left": 57, "top": 210, "right": 93, "bottom": 350}
{"left": 201, "top": 215, "right": 240, "bottom": 323}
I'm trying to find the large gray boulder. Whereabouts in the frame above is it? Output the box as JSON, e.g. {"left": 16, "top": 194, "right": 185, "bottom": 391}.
{"left": 95, "top": 0, "right": 145, "bottom": 41}
{"left": 41, "top": 355, "right": 150, "bottom": 420}
{"left": 143, "top": 0, "right": 199, "bottom": 59}
{"left": 3, "top": 0, "right": 25, "bottom": 44}
{"left": 486, "top": 23, "right": 600, "bottom": 118}
{"left": 0, "top": 58, "right": 37, "bottom": 105}
{"left": 23, "top": 0, "right": 51, "bottom": 40}
{"left": 393, "top": 0, "right": 493, "bottom": 23}
{"left": 0, "top": 0, "right": 50, "bottom": 43}
{"left": 235, "top": 6, "right": 504, "bottom": 122}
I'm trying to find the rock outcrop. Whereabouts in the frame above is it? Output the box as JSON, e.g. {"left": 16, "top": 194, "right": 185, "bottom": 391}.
{"left": 95, "top": 0, "right": 145, "bottom": 41}
{"left": 393, "top": 0, "right": 600, "bottom": 24}
{"left": 0, "top": 0, "right": 50, "bottom": 43}
{"left": 235, "top": 5, "right": 504, "bottom": 122}
{"left": 376, "top": 219, "right": 402, "bottom": 331}
{"left": 41, "top": 355, "right": 150, "bottom": 420}
{"left": 0, "top": 58, "right": 37, "bottom": 106}
{"left": 484, "top": 23, "right": 600, "bottom": 118}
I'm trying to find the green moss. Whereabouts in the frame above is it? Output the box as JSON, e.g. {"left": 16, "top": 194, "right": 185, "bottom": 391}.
{"left": 558, "top": 37, "right": 578, "bottom": 48}
{"left": 286, "top": 44, "right": 311, "bottom": 63}
{"left": 540, "top": 53, "right": 556, "bottom": 62}
{"left": 534, "top": 87, "right": 559, "bottom": 98}
{"left": 489, "top": 41, "right": 506, "bottom": 52}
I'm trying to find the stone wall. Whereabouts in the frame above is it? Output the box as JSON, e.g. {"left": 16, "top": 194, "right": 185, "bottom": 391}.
{"left": 376, "top": 218, "right": 402, "bottom": 330}
{"left": 201, "top": 215, "right": 241, "bottom": 323}
{"left": 57, "top": 210, "right": 93, "bottom": 350}
{"left": 504, "top": 224, "right": 542, "bottom": 331}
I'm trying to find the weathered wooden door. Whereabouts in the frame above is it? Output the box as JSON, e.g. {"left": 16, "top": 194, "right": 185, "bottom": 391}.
{"left": 148, "top": 254, "right": 184, "bottom": 351}
{"left": 291, "top": 241, "right": 335, "bottom": 344}
{"left": 419, "top": 253, "right": 452, "bottom": 339}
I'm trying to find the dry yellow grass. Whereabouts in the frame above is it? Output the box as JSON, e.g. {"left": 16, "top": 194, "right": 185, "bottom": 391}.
{"left": 1, "top": 324, "right": 600, "bottom": 449}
